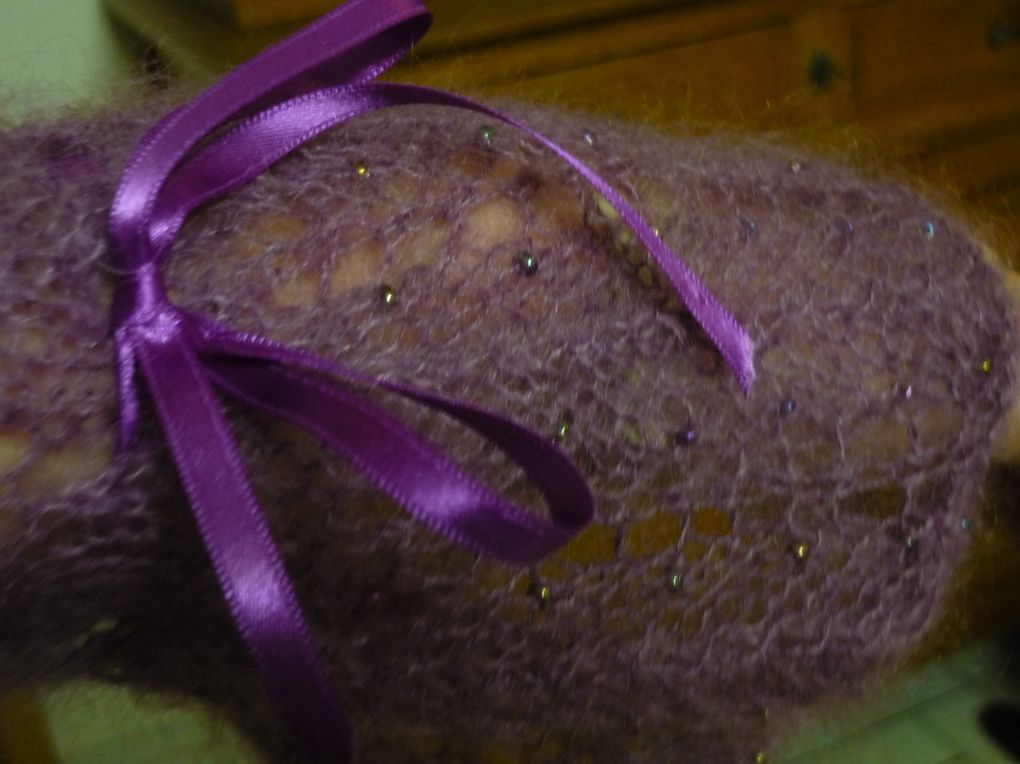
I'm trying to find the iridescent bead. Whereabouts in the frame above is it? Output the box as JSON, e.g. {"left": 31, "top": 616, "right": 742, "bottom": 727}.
{"left": 754, "top": 753, "right": 768, "bottom": 764}
{"left": 792, "top": 542, "right": 809, "bottom": 561}
{"left": 355, "top": 163, "right": 371, "bottom": 179}
{"left": 780, "top": 398, "right": 796, "bottom": 415}
{"left": 980, "top": 357, "right": 993, "bottom": 374}
{"left": 667, "top": 571, "right": 684, "bottom": 592}
{"left": 553, "top": 417, "right": 571, "bottom": 442}
{"left": 516, "top": 250, "right": 539, "bottom": 276}
{"left": 379, "top": 284, "right": 397, "bottom": 306}
{"left": 582, "top": 129, "right": 595, "bottom": 146}
{"left": 673, "top": 427, "right": 697, "bottom": 446}
{"left": 920, "top": 221, "right": 936, "bottom": 239}
{"left": 479, "top": 125, "right": 495, "bottom": 144}
{"left": 904, "top": 535, "right": 920, "bottom": 565}
{"left": 961, "top": 517, "right": 971, "bottom": 532}
{"left": 529, "top": 580, "right": 552, "bottom": 607}
{"left": 789, "top": 161, "right": 802, "bottom": 174}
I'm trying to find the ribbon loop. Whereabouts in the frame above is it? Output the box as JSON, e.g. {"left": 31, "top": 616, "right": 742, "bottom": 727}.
{"left": 132, "top": 329, "right": 354, "bottom": 761}
{"left": 109, "top": 0, "right": 431, "bottom": 264}
{"left": 190, "top": 316, "right": 594, "bottom": 564}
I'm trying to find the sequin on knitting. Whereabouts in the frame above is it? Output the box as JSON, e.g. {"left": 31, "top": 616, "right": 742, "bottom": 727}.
{"left": 667, "top": 571, "right": 684, "bottom": 592}
{"left": 516, "top": 251, "right": 539, "bottom": 276}
{"left": 379, "top": 284, "right": 397, "bottom": 306}
{"left": 921, "top": 221, "right": 936, "bottom": 239}
{"left": 582, "top": 129, "right": 594, "bottom": 146}
{"left": 674, "top": 427, "right": 697, "bottom": 446}
{"left": 355, "top": 163, "right": 371, "bottom": 178}
{"left": 780, "top": 399, "right": 796, "bottom": 415}
{"left": 529, "top": 580, "right": 553, "bottom": 607}
{"left": 792, "top": 542, "right": 810, "bottom": 561}
{"left": 479, "top": 125, "right": 494, "bottom": 144}
{"left": 904, "top": 535, "right": 920, "bottom": 565}
{"left": 553, "top": 415, "right": 572, "bottom": 442}
{"left": 981, "top": 357, "right": 993, "bottom": 374}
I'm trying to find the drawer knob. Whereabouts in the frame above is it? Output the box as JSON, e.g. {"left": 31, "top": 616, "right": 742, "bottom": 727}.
{"left": 988, "top": 18, "right": 1020, "bottom": 49}
{"left": 807, "top": 50, "right": 839, "bottom": 91}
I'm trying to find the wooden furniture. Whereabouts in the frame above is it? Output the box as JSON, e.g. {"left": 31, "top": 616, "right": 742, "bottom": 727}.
{"left": 109, "top": 0, "right": 1020, "bottom": 237}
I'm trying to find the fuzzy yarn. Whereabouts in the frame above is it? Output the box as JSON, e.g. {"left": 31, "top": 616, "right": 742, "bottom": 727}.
{"left": 0, "top": 101, "right": 1015, "bottom": 763}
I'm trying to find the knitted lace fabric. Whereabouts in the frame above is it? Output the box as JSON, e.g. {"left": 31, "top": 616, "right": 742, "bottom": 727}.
{"left": 0, "top": 102, "right": 1015, "bottom": 763}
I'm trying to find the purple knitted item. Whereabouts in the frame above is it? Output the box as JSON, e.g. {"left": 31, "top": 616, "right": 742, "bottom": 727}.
{"left": 0, "top": 100, "right": 1015, "bottom": 762}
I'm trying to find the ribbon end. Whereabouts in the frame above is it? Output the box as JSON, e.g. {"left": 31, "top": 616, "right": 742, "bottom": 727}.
{"left": 114, "top": 335, "right": 141, "bottom": 453}
{"left": 733, "top": 332, "right": 756, "bottom": 397}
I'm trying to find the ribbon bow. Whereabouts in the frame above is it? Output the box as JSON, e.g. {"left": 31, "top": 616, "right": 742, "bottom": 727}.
{"left": 108, "top": 0, "right": 754, "bottom": 759}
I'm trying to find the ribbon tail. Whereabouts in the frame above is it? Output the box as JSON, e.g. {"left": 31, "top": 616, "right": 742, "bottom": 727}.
{"left": 132, "top": 332, "right": 352, "bottom": 763}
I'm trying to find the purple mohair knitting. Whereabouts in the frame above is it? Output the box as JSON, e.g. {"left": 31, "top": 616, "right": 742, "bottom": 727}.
{"left": 0, "top": 100, "right": 1015, "bottom": 762}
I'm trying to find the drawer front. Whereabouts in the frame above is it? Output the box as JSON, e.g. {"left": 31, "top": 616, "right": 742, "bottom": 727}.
{"left": 918, "top": 121, "right": 1020, "bottom": 196}
{"left": 506, "top": 24, "right": 804, "bottom": 124}
{"left": 855, "top": 0, "right": 1020, "bottom": 106}
{"left": 420, "top": 0, "right": 697, "bottom": 53}
{"left": 503, "top": 20, "right": 852, "bottom": 127}
{"left": 397, "top": 2, "right": 853, "bottom": 127}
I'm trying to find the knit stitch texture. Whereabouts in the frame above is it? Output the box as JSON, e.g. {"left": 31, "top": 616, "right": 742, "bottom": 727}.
{"left": 0, "top": 102, "right": 1015, "bottom": 762}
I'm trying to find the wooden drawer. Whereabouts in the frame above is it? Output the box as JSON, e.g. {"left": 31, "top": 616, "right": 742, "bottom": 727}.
{"left": 916, "top": 120, "right": 1020, "bottom": 194}
{"left": 106, "top": 0, "right": 1020, "bottom": 204}
{"left": 398, "top": 2, "right": 855, "bottom": 127}
{"left": 201, "top": 0, "right": 690, "bottom": 33}
{"left": 494, "top": 23, "right": 826, "bottom": 124}
{"left": 418, "top": 0, "right": 703, "bottom": 53}
{"left": 854, "top": 0, "right": 1020, "bottom": 106}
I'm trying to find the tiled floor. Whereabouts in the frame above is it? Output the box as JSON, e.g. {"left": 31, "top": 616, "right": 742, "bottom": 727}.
{"left": 6, "top": 632, "right": 1020, "bottom": 763}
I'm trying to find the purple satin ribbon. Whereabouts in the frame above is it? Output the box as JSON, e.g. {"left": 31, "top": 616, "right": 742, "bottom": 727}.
{"left": 108, "top": 0, "right": 754, "bottom": 760}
